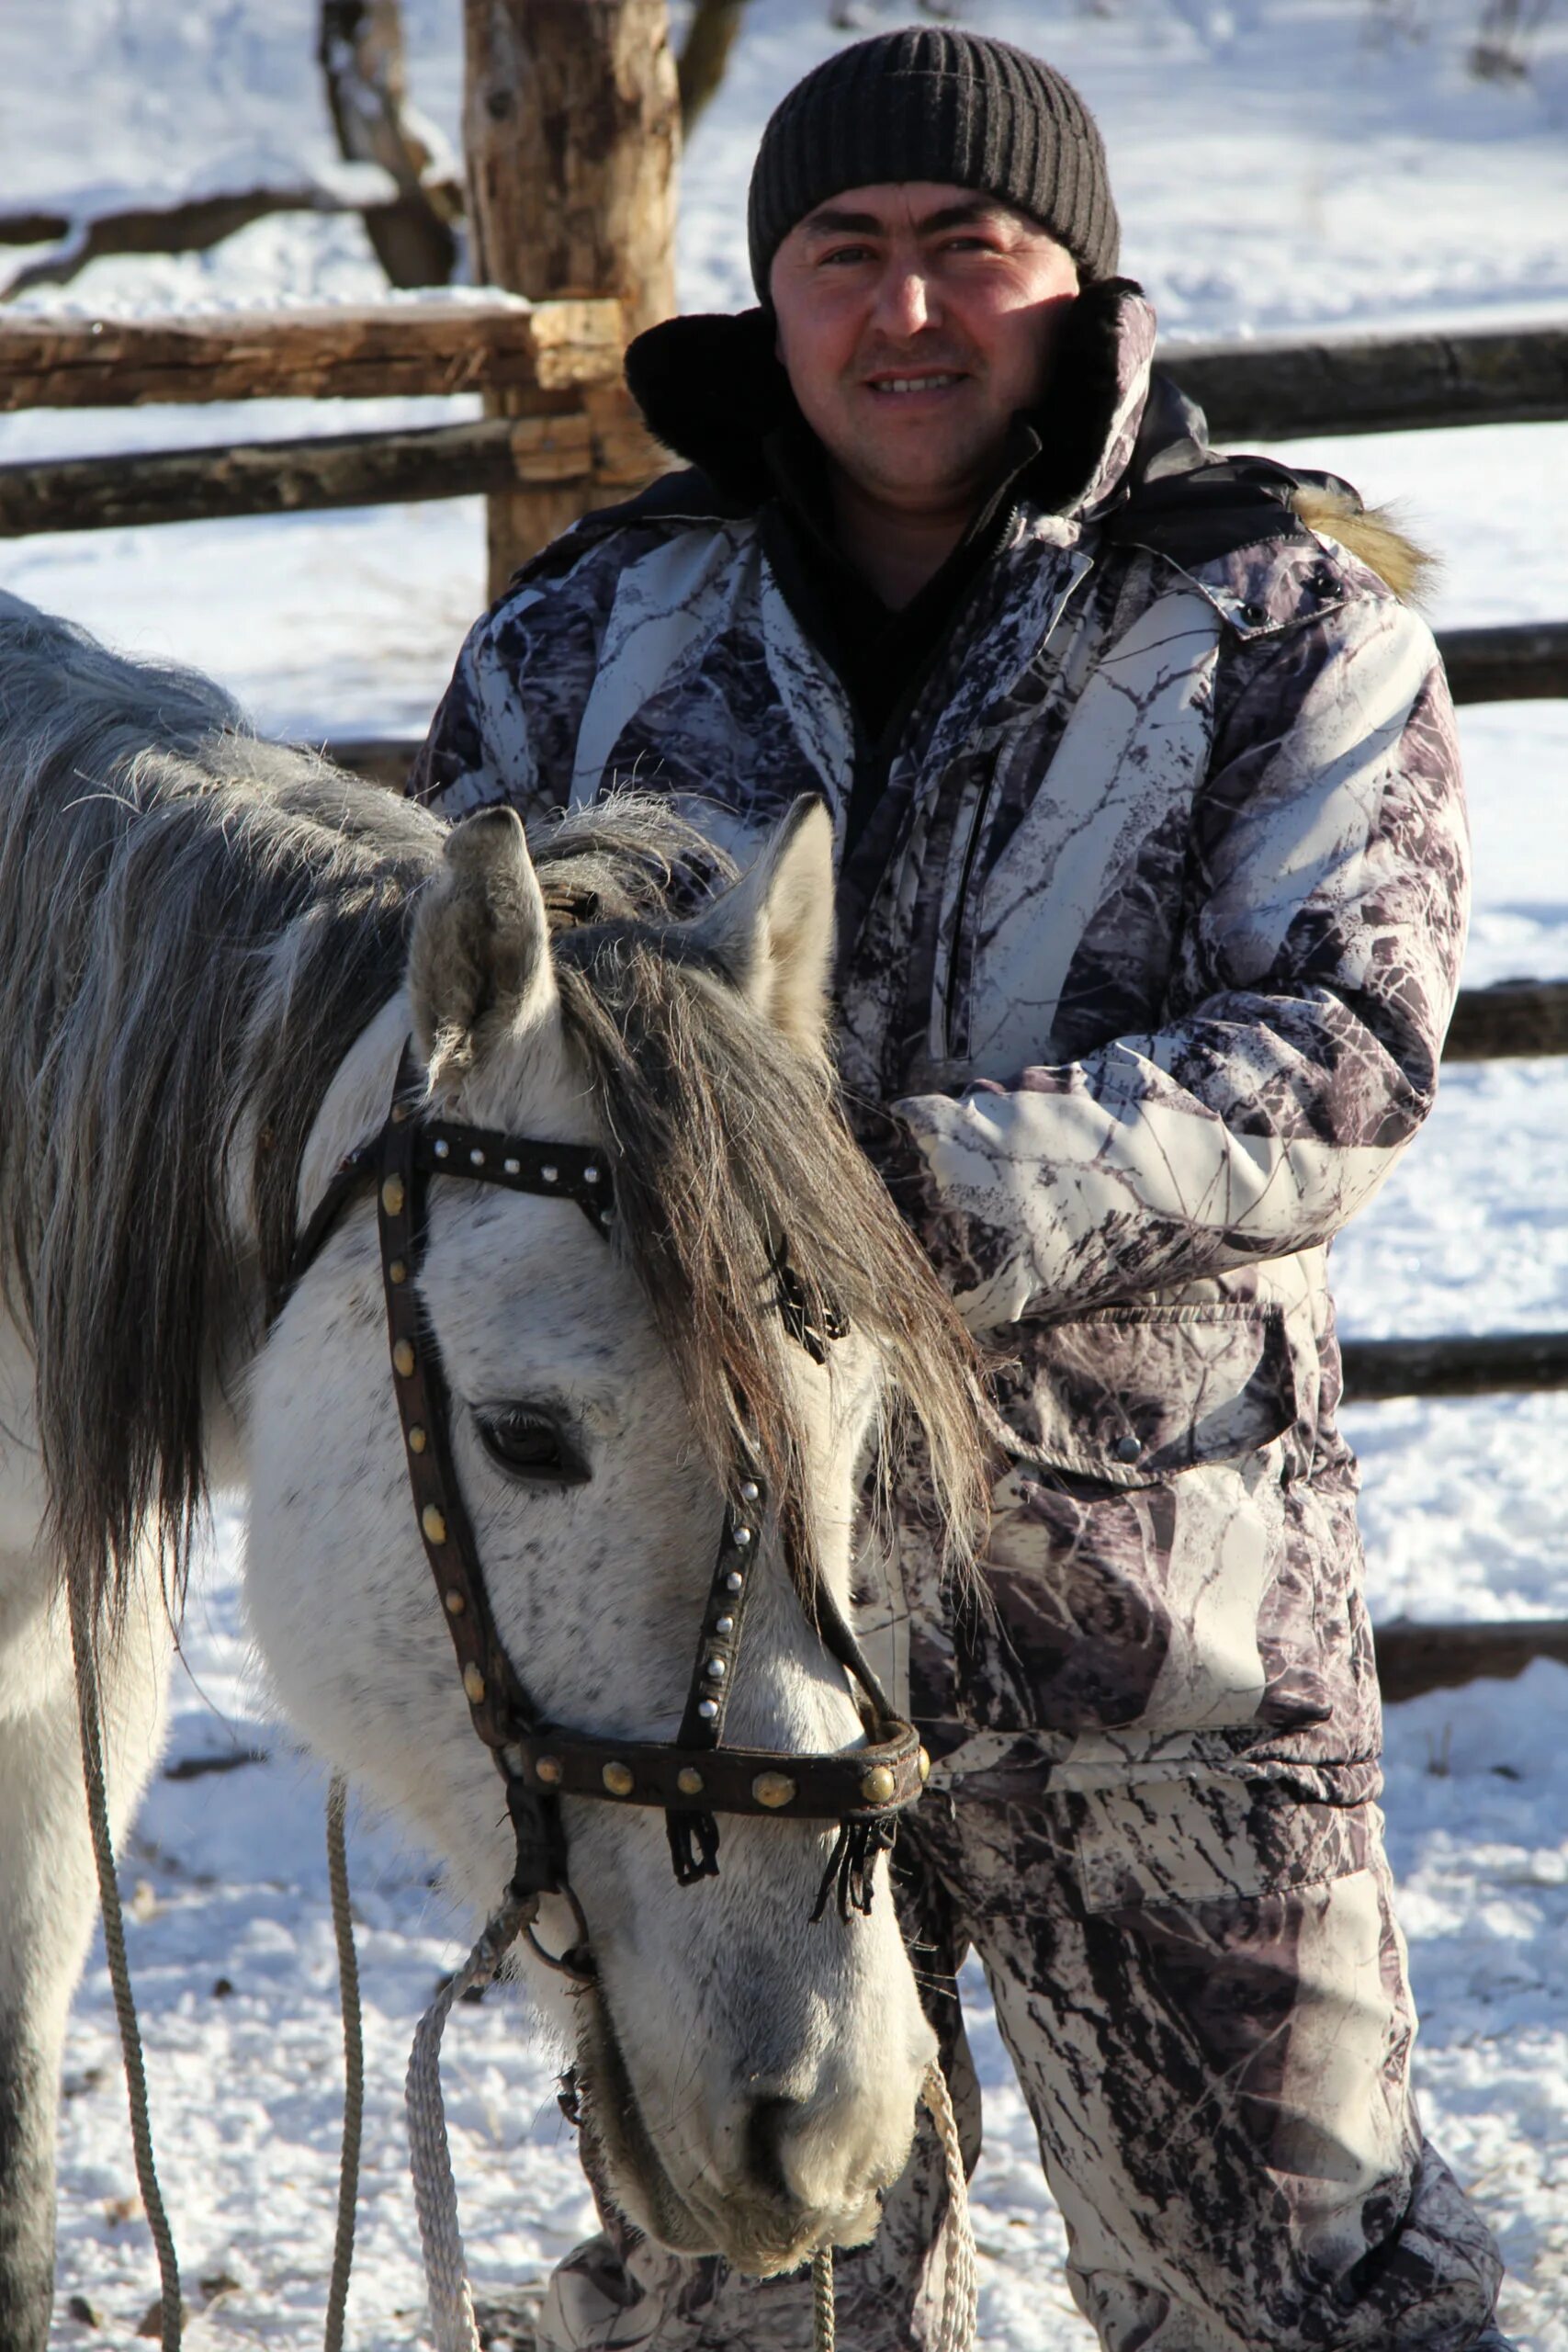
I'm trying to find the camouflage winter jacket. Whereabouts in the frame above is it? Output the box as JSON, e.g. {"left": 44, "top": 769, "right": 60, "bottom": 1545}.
{"left": 412, "top": 282, "right": 1466, "bottom": 1773}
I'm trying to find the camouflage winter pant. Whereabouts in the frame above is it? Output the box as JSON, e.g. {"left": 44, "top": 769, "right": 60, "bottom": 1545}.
{"left": 536, "top": 1455, "right": 1504, "bottom": 2352}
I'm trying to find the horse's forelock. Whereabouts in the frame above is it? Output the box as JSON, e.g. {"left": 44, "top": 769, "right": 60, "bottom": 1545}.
{"left": 534, "top": 807, "right": 988, "bottom": 1592}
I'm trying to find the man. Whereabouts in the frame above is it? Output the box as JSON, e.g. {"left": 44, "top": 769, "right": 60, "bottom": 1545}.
{"left": 412, "top": 28, "right": 1508, "bottom": 2352}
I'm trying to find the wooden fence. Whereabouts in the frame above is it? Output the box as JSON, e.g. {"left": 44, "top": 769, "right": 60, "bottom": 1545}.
{"left": 0, "top": 300, "right": 653, "bottom": 537}
{"left": 2, "top": 295, "right": 1565, "bottom": 1708}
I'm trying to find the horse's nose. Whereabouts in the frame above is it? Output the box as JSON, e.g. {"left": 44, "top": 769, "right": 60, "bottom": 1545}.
{"left": 744, "top": 2093, "right": 803, "bottom": 2203}
{"left": 739, "top": 2086, "right": 885, "bottom": 2240}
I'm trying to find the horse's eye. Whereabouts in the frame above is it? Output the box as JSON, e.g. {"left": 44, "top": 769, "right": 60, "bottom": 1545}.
{"left": 477, "top": 1408, "right": 587, "bottom": 1484}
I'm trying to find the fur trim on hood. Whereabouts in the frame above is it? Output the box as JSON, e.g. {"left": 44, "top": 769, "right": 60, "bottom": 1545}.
{"left": 1291, "top": 483, "right": 1436, "bottom": 605}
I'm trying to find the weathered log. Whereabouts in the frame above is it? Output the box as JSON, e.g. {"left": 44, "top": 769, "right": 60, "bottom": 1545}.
{"left": 318, "top": 0, "right": 460, "bottom": 288}
{"left": 1160, "top": 322, "right": 1568, "bottom": 441}
{"left": 1443, "top": 978, "right": 1568, "bottom": 1061}
{"left": 0, "top": 300, "right": 624, "bottom": 408}
{"left": 463, "top": 0, "right": 679, "bottom": 594}
{"left": 1373, "top": 1617, "right": 1568, "bottom": 1705}
{"left": 0, "top": 185, "right": 436, "bottom": 302}
{"left": 1340, "top": 1329, "right": 1568, "bottom": 1403}
{"left": 0, "top": 415, "right": 592, "bottom": 536}
{"left": 1437, "top": 618, "right": 1568, "bottom": 705}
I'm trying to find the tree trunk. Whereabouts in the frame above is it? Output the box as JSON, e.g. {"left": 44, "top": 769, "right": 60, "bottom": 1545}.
{"left": 463, "top": 0, "right": 679, "bottom": 596}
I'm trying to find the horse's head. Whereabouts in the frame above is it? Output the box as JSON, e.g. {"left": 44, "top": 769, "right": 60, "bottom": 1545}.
{"left": 247, "top": 796, "right": 986, "bottom": 2277}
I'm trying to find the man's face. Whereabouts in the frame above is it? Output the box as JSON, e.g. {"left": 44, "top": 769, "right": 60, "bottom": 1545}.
{"left": 769, "top": 182, "right": 1080, "bottom": 516}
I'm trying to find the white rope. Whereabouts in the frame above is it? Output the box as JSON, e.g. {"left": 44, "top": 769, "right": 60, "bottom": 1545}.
{"left": 921, "top": 2056, "right": 978, "bottom": 2352}
{"left": 807, "top": 2064, "right": 976, "bottom": 2352}
{"left": 404, "top": 1892, "right": 533, "bottom": 2352}
{"left": 811, "top": 2245, "right": 837, "bottom": 2352}
{"left": 402, "top": 1916, "right": 974, "bottom": 2352}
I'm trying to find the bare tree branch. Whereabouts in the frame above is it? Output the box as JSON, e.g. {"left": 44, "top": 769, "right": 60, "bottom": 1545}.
{"left": 0, "top": 184, "right": 424, "bottom": 302}
{"left": 0, "top": 210, "right": 72, "bottom": 246}
{"left": 318, "top": 0, "right": 461, "bottom": 286}
{"left": 677, "top": 0, "right": 747, "bottom": 133}
{"left": 1469, "top": 0, "right": 1554, "bottom": 77}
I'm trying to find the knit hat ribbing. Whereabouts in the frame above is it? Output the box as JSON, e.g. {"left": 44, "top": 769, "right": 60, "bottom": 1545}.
{"left": 747, "top": 29, "right": 1120, "bottom": 300}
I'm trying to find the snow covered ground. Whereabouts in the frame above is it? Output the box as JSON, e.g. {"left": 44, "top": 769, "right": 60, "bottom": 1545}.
{"left": 2, "top": 0, "right": 1566, "bottom": 2344}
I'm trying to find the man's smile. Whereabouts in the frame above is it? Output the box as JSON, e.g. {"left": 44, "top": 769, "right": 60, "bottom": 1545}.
{"left": 863, "top": 370, "right": 968, "bottom": 395}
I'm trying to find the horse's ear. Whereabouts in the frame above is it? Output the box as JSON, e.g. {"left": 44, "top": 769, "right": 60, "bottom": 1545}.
{"left": 690, "top": 797, "right": 836, "bottom": 1059}
{"left": 409, "top": 806, "right": 557, "bottom": 1080}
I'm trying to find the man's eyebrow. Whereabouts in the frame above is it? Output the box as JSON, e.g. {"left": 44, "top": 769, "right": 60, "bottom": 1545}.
{"left": 797, "top": 198, "right": 1017, "bottom": 241}
{"left": 798, "top": 206, "right": 887, "bottom": 238}
{"left": 912, "top": 200, "right": 1012, "bottom": 234}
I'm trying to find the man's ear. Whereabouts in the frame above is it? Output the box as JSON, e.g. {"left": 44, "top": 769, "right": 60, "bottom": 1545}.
{"left": 685, "top": 797, "right": 836, "bottom": 1062}
{"left": 408, "top": 806, "right": 558, "bottom": 1082}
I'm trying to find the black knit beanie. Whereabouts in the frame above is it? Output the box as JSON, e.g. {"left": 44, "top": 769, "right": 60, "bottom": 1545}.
{"left": 748, "top": 28, "right": 1120, "bottom": 302}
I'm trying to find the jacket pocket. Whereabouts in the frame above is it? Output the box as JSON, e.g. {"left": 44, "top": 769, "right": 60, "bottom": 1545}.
{"left": 1066, "top": 1768, "right": 1382, "bottom": 1913}
{"left": 991, "top": 1300, "right": 1300, "bottom": 1487}
{"left": 957, "top": 1304, "right": 1315, "bottom": 1740}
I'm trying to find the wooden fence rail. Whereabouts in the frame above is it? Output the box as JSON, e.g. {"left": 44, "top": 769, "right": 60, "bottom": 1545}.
{"left": 1341, "top": 1329, "right": 1568, "bottom": 1403}
{"left": 1437, "top": 618, "right": 1568, "bottom": 705}
{"left": 0, "top": 300, "right": 624, "bottom": 408}
{"left": 0, "top": 417, "right": 596, "bottom": 535}
{"left": 1442, "top": 978, "right": 1568, "bottom": 1060}
{"left": 0, "top": 408, "right": 663, "bottom": 533}
{"left": 1373, "top": 1617, "right": 1568, "bottom": 1703}
{"left": 1165, "top": 320, "right": 1568, "bottom": 441}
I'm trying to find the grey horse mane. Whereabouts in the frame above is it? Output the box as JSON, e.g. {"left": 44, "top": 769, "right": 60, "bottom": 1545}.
{"left": 0, "top": 596, "right": 986, "bottom": 1631}
{"left": 0, "top": 596, "right": 446, "bottom": 1616}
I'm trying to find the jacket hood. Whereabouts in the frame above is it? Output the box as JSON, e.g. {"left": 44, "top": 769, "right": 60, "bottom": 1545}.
{"left": 624, "top": 278, "right": 1162, "bottom": 526}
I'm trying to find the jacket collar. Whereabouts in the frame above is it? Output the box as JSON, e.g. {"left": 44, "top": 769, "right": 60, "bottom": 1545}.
{"left": 624, "top": 279, "right": 1163, "bottom": 533}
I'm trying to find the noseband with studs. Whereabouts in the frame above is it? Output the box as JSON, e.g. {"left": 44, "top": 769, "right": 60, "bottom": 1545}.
{"left": 282, "top": 1046, "right": 930, "bottom": 1975}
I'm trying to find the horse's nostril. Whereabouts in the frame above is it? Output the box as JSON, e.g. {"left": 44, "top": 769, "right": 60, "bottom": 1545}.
{"left": 745, "top": 2093, "right": 803, "bottom": 2202}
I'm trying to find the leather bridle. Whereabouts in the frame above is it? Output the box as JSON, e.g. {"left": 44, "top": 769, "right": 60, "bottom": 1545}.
{"left": 280, "top": 1046, "right": 930, "bottom": 1980}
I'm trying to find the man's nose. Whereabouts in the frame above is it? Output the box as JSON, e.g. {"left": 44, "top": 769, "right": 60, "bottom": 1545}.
{"left": 873, "top": 265, "right": 935, "bottom": 339}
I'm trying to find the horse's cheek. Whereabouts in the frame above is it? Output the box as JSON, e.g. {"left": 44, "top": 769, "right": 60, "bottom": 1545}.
{"left": 245, "top": 1285, "right": 442, "bottom": 1788}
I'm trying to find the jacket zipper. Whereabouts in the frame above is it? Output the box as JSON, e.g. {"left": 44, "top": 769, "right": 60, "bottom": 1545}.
{"left": 941, "top": 547, "right": 1096, "bottom": 1060}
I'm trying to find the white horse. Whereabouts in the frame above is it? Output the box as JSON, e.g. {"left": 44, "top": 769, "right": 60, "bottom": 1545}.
{"left": 0, "top": 594, "right": 985, "bottom": 2348}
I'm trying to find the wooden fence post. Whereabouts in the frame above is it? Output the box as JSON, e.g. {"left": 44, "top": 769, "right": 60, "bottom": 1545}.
{"left": 463, "top": 0, "right": 679, "bottom": 598}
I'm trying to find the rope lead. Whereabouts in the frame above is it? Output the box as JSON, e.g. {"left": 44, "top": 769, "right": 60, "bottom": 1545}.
{"left": 405, "top": 1892, "right": 534, "bottom": 2352}
{"left": 401, "top": 1912, "right": 977, "bottom": 2352}
{"left": 922, "top": 2055, "right": 979, "bottom": 2352}
{"left": 324, "top": 1776, "right": 365, "bottom": 2352}
{"left": 69, "top": 1578, "right": 184, "bottom": 2352}
{"left": 812, "top": 2246, "right": 838, "bottom": 2352}
{"left": 808, "top": 2061, "right": 976, "bottom": 2352}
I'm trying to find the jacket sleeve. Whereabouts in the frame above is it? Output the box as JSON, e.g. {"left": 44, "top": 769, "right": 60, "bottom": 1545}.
{"left": 407, "top": 536, "right": 619, "bottom": 825}
{"left": 876, "top": 592, "right": 1470, "bottom": 1333}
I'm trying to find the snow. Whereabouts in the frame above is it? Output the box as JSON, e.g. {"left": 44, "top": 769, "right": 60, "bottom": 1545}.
{"left": 2, "top": 0, "right": 1564, "bottom": 2345}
